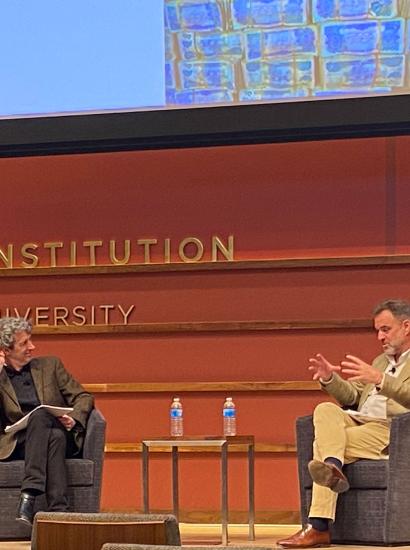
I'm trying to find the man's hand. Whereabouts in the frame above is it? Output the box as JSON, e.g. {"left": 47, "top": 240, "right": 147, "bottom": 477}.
{"left": 58, "top": 414, "right": 76, "bottom": 431}
{"left": 309, "top": 353, "right": 341, "bottom": 381}
{"left": 341, "top": 355, "right": 383, "bottom": 384}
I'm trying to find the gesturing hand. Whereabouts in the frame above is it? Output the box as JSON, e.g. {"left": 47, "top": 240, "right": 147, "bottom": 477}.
{"left": 341, "top": 355, "right": 382, "bottom": 384}
{"left": 308, "top": 353, "right": 341, "bottom": 381}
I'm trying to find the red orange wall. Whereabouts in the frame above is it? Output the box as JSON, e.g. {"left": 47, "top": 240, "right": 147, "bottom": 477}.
{"left": 1, "top": 135, "right": 410, "bottom": 518}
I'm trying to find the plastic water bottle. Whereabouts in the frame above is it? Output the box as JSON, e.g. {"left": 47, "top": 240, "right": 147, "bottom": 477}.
{"left": 170, "top": 397, "right": 183, "bottom": 436}
{"left": 223, "top": 397, "right": 236, "bottom": 436}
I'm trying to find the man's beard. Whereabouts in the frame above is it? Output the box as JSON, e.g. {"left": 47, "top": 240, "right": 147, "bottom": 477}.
{"left": 383, "top": 342, "right": 399, "bottom": 356}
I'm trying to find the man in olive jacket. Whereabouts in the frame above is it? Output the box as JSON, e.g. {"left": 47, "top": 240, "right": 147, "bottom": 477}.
{"left": 278, "top": 299, "right": 410, "bottom": 548}
{"left": 0, "top": 317, "right": 94, "bottom": 526}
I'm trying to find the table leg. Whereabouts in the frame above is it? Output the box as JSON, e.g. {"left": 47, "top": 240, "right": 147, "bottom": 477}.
{"left": 142, "top": 442, "right": 149, "bottom": 513}
{"left": 221, "top": 441, "right": 228, "bottom": 545}
{"left": 172, "top": 446, "right": 179, "bottom": 521}
{"left": 248, "top": 443, "right": 255, "bottom": 540}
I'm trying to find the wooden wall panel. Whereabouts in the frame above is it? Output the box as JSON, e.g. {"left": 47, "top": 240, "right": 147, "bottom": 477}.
{"left": 0, "top": 135, "right": 409, "bottom": 520}
{"left": 2, "top": 266, "right": 410, "bottom": 321}
{"left": 26, "top": 330, "right": 377, "bottom": 383}
{"left": 395, "top": 136, "right": 410, "bottom": 252}
{"left": 0, "top": 136, "right": 387, "bottom": 261}
{"left": 103, "top": 452, "right": 300, "bottom": 512}
{"left": 95, "top": 392, "right": 326, "bottom": 443}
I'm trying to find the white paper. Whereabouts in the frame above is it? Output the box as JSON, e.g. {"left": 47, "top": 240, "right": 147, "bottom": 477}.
{"left": 5, "top": 405, "right": 74, "bottom": 435}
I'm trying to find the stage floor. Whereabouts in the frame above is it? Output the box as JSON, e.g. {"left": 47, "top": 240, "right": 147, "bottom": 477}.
{"left": 1, "top": 523, "right": 409, "bottom": 550}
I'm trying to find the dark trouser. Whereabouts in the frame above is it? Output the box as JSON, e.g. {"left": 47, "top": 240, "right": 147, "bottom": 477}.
{"left": 12, "top": 408, "right": 78, "bottom": 511}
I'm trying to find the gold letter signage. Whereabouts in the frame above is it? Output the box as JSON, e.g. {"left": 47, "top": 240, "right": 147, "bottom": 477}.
{"left": 0, "top": 235, "right": 234, "bottom": 269}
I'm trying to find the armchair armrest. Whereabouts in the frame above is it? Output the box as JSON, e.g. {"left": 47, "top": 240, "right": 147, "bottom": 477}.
{"left": 296, "top": 415, "right": 314, "bottom": 464}
{"left": 81, "top": 408, "right": 106, "bottom": 511}
{"left": 386, "top": 411, "right": 410, "bottom": 523}
{"left": 296, "top": 415, "right": 314, "bottom": 525}
{"left": 389, "top": 410, "right": 410, "bottom": 461}
{"left": 83, "top": 409, "right": 106, "bottom": 462}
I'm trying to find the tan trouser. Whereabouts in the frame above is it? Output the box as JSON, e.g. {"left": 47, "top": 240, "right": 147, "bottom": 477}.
{"left": 308, "top": 402, "right": 390, "bottom": 521}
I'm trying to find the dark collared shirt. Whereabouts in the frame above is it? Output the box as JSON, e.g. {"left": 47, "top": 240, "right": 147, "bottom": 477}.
{"left": 4, "top": 363, "right": 40, "bottom": 414}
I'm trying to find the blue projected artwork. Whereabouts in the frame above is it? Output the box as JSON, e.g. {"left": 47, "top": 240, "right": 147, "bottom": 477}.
{"left": 165, "top": 0, "right": 410, "bottom": 104}
{"left": 0, "top": 0, "right": 409, "bottom": 117}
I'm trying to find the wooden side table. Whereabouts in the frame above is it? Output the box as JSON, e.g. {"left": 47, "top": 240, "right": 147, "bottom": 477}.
{"left": 141, "top": 435, "right": 255, "bottom": 545}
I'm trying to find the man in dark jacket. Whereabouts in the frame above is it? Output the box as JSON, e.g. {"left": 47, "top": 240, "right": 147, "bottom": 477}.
{"left": 0, "top": 316, "right": 94, "bottom": 526}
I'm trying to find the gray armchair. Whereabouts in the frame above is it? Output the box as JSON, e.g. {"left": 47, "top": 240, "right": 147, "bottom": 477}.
{"left": 296, "top": 412, "right": 410, "bottom": 545}
{"left": 0, "top": 408, "right": 106, "bottom": 540}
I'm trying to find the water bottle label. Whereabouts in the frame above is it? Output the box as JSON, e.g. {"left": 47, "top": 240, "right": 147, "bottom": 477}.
{"left": 223, "top": 409, "right": 236, "bottom": 418}
{"left": 170, "top": 409, "right": 183, "bottom": 418}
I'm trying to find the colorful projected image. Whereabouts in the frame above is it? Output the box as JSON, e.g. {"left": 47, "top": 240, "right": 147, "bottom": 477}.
{"left": 165, "top": 0, "right": 410, "bottom": 105}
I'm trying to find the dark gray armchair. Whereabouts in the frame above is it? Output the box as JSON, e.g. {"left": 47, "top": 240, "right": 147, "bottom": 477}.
{"left": 0, "top": 408, "right": 106, "bottom": 540}
{"left": 296, "top": 412, "right": 410, "bottom": 545}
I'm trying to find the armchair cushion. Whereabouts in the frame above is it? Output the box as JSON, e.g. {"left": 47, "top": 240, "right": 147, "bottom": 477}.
{"left": 0, "top": 459, "right": 94, "bottom": 488}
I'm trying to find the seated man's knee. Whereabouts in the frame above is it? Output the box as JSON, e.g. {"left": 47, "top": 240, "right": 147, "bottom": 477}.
{"left": 313, "top": 401, "right": 340, "bottom": 421}
{"left": 27, "top": 408, "right": 54, "bottom": 428}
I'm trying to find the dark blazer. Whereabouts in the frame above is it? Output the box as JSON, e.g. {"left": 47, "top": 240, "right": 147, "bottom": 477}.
{"left": 0, "top": 356, "right": 94, "bottom": 460}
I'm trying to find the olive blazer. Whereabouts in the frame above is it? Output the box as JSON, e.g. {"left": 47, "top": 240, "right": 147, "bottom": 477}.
{"left": 321, "top": 352, "right": 410, "bottom": 419}
{"left": 0, "top": 355, "right": 94, "bottom": 460}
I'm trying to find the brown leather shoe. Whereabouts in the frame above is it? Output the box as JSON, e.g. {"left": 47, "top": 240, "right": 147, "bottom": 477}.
{"left": 277, "top": 524, "right": 331, "bottom": 548}
{"left": 308, "top": 459, "right": 349, "bottom": 493}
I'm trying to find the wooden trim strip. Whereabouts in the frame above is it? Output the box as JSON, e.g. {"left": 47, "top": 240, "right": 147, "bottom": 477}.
{"left": 33, "top": 318, "right": 371, "bottom": 335}
{"left": 2, "top": 253, "right": 410, "bottom": 277}
{"left": 105, "top": 442, "right": 296, "bottom": 453}
{"left": 84, "top": 380, "right": 320, "bottom": 393}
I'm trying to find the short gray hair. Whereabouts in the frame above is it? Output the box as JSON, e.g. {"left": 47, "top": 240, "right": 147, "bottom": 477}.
{"left": 0, "top": 317, "right": 32, "bottom": 349}
{"left": 373, "top": 299, "right": 410, "bottom": 321}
